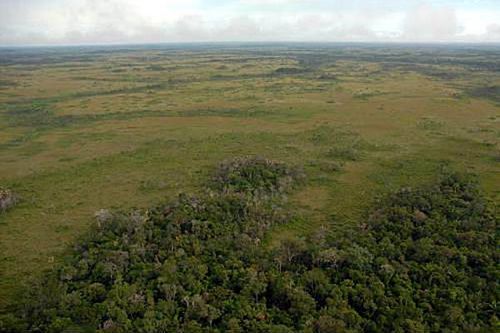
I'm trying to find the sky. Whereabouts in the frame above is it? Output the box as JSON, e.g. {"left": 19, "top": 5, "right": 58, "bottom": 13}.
{"left": 1, "top": 0, "right": 500, "bottom": 45}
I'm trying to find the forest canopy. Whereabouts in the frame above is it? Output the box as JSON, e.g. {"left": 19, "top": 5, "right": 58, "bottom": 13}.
{"left": 2, "top": 157, "right": 498, "bottom": 333}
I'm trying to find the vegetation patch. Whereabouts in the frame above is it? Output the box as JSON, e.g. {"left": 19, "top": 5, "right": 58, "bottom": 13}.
{"left": 5, "top": 101, "right": 53, "bottom": 127}
{"left": 326, "top": 145, "right": 361, "bottom": 161}
{"left": 273, "top": 67, "right": 307, "bottom": 75}
{"left": 209, "top": 156, "right": 305, "bottom": 196}
{"left": 468, "top": 85, "right": 500, "bottom": 104}
{"left": 0, "top": 187, "right": 17, "bottom": 213}
{"left": 316, "top": 73, "right": 338, "bottom": 81}
{"left": 0, "top": 79, "right": 17, "bottom": 89}
{"left": 146, "top": 65, "right": 166, "bottom": 71}
{"left": 352, "top": 88, "right": 386, "bottom": 100}
{"left": 3, "top": 162, "right": 497, "bottom": 332}
{"left": 179, "top": 108, "right": 268, "bottom": 118}
{"left": 309, "top": 126, "right": 359, "bottom": 146}
{"left": 308, "top": 126, "right": 367, "bottom": 163}
{"left": 417, "top": 117, "right": 444, "bottom": 131}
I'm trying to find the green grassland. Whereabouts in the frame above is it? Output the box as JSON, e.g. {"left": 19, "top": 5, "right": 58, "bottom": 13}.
{"left": 0, "top": 44, "right": 499, "bottom": 313}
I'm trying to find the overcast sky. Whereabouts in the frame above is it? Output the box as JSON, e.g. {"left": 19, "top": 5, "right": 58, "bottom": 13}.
{"left": 1, "top": 0, "right": 499, "bottom": 45}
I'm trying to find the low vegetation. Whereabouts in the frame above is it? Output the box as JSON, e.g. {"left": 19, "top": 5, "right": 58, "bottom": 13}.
{"left": 469, "top": 85, "right": 500, "bottom": 104}
{"left": 0, "top": 188, "right": 17, "bottom": 213}
{"left": 2, "top": 159, "right": 497, "bottom": 332}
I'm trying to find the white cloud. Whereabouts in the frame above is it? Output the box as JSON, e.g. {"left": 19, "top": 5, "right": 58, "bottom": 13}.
{"left": 485, "top": 24, "right": 500, "bottom": 40}
{"left": 0, "top": 0, "right": 499, "bottom": 45}
{"left": 402, "top": 3, "right": 459, "bottom": 41}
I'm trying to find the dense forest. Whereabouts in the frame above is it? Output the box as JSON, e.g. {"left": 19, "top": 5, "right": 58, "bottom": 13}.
{"left": 1, "top": 157, "right": 498, "bottom": 332}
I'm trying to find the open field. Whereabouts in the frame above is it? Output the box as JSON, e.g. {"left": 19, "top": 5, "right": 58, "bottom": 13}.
{"left": 0, "top": 43, "right": 499, "bottom": 316}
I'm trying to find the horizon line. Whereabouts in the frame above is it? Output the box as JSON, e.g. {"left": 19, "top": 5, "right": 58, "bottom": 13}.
{"left": 2, "top": 40, "right": 500, "bottom": 48}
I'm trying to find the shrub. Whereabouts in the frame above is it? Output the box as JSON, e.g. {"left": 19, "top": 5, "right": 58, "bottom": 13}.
{"left": 327, "top": 145, "right": 360, "bottom": 161}
{"left": 0, "top": 188, "right": 17, "bottom": 212}
{"left": 274, "top": 67, "right": 305, "bottom": 75}
{"left": 209, "top": 156, "right": 305, "bottom": 196}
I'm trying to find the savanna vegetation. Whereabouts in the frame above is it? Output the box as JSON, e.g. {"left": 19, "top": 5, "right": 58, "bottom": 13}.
{"left": 0, "top": 44, "right": 499, "bottom": 331}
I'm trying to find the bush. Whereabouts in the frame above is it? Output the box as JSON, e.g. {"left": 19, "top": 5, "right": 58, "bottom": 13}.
{"left": 209, "top": 156, "right": 305, "bottom": 196}
{"left": 0, "top": 188, "right": 17, "bottom": 212}
{"left": 327, "top": 146, "right": 360, "bottom": 161}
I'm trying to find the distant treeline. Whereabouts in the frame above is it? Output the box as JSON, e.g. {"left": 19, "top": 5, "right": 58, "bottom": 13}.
{"left": 1, "top": 157, "right": 498, "bottom": 332}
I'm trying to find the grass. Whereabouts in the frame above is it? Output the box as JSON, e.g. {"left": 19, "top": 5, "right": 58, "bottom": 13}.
{"left": 0, "top": 44, "right": 499, "bottom": 314}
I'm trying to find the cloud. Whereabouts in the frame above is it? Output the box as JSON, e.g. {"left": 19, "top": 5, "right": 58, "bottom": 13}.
{"left": 485, "top": 24, "right": 500, "bottom": 40}
{"left": 0, "top": 0, "right": 499, "bottom": 45}
{"left": 403, "top": 3, "right": 460, "bottom": 41}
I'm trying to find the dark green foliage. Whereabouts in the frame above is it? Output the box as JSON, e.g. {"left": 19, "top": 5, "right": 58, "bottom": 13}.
{"left": 209, "top": 156, "right": 305, "bottom": 196}
{"left": 9, "top": 163, "right": 499, "bottom": 332}
{"left": 273, "top": 67, "right": 307, "bottom": 75}
{"left": 468, "top": 85, "right": 500, "bottom": 104}
{"left": 0, "top": 79, "right": 17, "bottom": 89}
{"left": 354, "top": 172, "right": 499, "bottom": 332}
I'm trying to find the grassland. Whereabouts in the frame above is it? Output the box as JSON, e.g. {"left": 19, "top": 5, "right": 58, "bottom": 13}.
{"left": 0, "top": 43, "right": 499, "bottom": 313}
